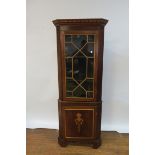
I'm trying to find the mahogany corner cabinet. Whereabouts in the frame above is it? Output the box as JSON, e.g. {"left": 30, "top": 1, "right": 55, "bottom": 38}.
{"left": 52, "top": 18, "right": 108, "bottom": 148}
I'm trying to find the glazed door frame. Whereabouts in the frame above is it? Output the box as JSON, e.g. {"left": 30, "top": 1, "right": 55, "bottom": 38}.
{"left": 60, "top": 30, "right": 99, "bottom": 102}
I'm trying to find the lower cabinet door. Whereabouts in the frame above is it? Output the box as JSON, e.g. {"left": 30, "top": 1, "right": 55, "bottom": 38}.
{"left": 63, "top": 106, "right": 96, "bottom": 139}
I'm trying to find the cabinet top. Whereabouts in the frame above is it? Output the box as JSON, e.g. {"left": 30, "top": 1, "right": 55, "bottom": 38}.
{"left": 52, "top": 18, "right": 108, "bottom": 26}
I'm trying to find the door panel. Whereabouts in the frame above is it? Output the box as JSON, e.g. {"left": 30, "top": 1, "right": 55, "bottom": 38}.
{"left": 63, "top": 106, "right": 96, "bottom": 138}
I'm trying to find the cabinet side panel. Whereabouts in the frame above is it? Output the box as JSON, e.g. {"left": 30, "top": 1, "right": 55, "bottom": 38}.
{"left": 56, "top": 26, "right": 63, "bottom": 99}
{"left": 96, "top": 29, "right": 104, "bottom": 101}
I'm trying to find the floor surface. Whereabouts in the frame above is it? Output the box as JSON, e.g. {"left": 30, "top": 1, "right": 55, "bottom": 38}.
{"left": 26, "top": 128, "right": 129, "bottom": 155}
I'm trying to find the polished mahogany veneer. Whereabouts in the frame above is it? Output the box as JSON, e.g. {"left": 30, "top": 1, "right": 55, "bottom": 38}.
{"left": 53, "top": 18, "right": 108, "bottom": 148}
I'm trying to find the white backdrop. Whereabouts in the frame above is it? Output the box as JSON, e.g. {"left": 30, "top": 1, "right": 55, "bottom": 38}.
{"left": 26, "top": 0, "right": 129, "bottom": 133}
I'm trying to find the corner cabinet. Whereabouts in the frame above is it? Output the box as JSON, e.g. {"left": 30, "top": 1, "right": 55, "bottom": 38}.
{"left": 52, "top": 18, "right": 108, "bottom": 148}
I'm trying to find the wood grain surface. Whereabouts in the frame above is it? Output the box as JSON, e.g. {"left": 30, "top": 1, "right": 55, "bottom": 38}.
{"left": 26, "top": 128, "right": 129, "bottom": 155}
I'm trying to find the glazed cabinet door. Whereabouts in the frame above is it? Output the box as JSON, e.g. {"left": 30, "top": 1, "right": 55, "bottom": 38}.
{"left": 60, "top": 31, "right": 99, "bottom": 101}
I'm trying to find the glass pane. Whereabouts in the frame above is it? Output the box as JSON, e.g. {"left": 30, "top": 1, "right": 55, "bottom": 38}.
{"left": 66, "top": 79, "right": 78, "bottom": 91}
{"left": 75, "top": 51, "right": 85, "bottom": 58}
{"left": 73, "top": 55, "right": 86, "bottom": 83}
{"left": 66, "top": 58, "right": 72, "bottom": 78}
{"left": 65, "top": 43, "right": 78, "bottom": 57}
{"left": 73, "top": 86, "right": 86, "bottom": 97}
{"left": 66, "top": 91, "right": 72, "bottom": 97}
{"left": 65, "top": 35, "right": 72, "bottom": 42}
{"left": 87, "top": 58, "right": 94, "bottom": 78}
{"left": 81, "top": 43, "right": 94, "bottom": 57}
{"left": 81, "top": 79, "right": 93, "bottom": 91}
{"left": 87, "top": 92, "right": 93, "bottom": 98}
{"left": 88, "top": 35, "right": 95, "bottom": 42}
{"left": 72, "top": 35, "right": 87, "bottom": 49}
